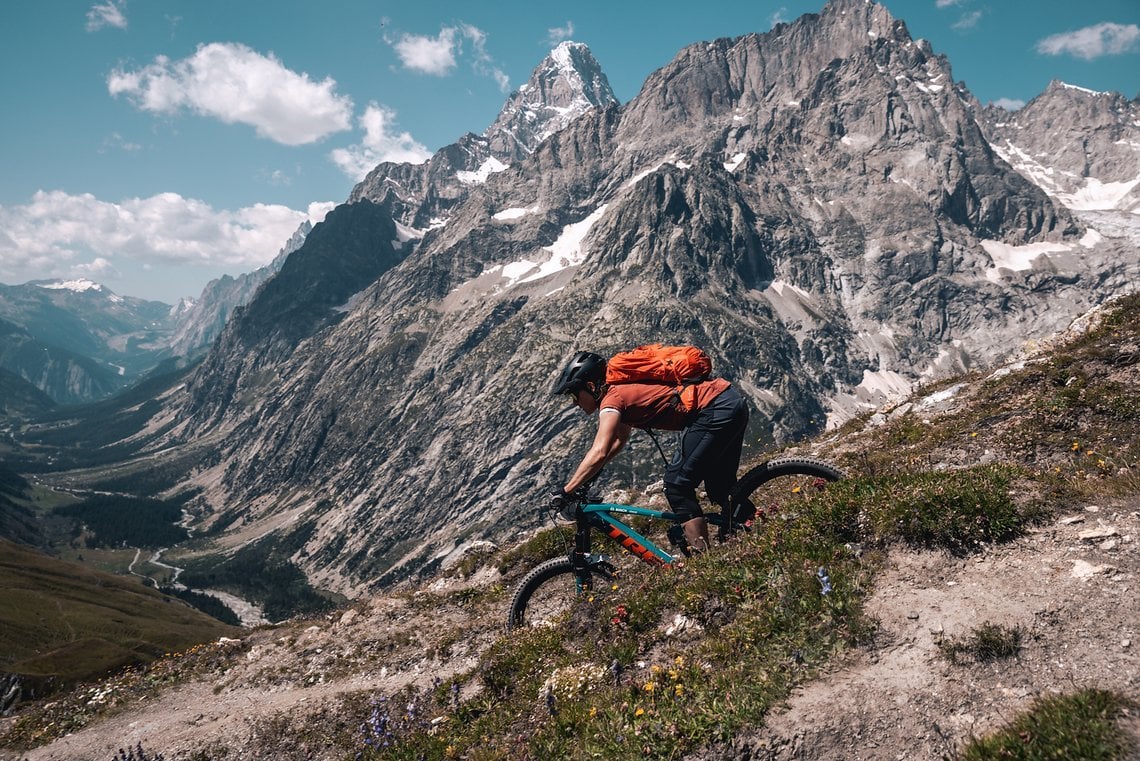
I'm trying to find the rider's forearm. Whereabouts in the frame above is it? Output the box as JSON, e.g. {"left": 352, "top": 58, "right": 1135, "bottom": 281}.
{"left": 564, "top": 441, "right": 621, "bottom": 494}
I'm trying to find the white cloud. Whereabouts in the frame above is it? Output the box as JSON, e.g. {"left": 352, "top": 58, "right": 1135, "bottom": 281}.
{"left": 952, "top": 10, "right": 983, "bottom": 30}
{"left": 107, "top": 42, "right": 354, "bottom": 145}
{"left": 329, "top": 104, "right": 432, "bottom": 180}
{"left": 76, "top": 257, "right": 118, "bottom": 278}
{"left": 393, "top": 27, "right": 458, "bottom": 75}
{"left": 936, "top": 0, "right": 964, "bottom": 7}
{"left": 308, "top": 202, "right": 336, "bottom": 223}
{"left": 390, "top": 23, "right": 509, "bottom": 91}
{"left": 546, "top": 22, "right": 574, "bottom": 45}
{"left": 991, "top": 97, "right": 1026, "bottom": 111}
{"left": 86, "top": 0, "right": 127, "bottom": 31}
{"left": 0, "top": 190, "right": 329, "bottom": 285}
{"left": 1036, "top": 22, "right": 1140, "bottom": 60}
{"left": 99, "top": 132, "right": 142, "bottom": 154}
{"left": 769, "top": 7, "right": 789, "bottom": 27}
{"left": 462, "top": 23, "right": 510, "bottom": 92}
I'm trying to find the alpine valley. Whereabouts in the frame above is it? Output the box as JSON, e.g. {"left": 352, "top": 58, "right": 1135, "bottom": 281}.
{"left": 3, "top": 0, "right": 1138, "bottom": 623}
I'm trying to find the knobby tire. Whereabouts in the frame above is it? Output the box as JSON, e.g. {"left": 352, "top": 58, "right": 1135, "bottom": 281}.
{"left": 730, "top": 456, "right": 845, "bottom": 522}
{"left": 507, "top": 556, "right": 616, "bottom": 631}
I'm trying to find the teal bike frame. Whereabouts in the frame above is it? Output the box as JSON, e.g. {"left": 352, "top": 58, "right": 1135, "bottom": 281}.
{"left": 572, "top": 499, "right": 741, "bottom": 572}
{"left": 581, "top": 502, "right": 680, "bottom": 566}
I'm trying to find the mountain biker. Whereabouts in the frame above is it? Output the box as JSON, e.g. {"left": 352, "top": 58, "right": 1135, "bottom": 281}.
{"left": 550, "top": 350, "right": 750, "bottom": 552}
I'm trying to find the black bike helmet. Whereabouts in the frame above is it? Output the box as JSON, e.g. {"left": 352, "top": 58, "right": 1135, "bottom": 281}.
{"left": 552, "top": 351, "right": 606, "bottom": 396}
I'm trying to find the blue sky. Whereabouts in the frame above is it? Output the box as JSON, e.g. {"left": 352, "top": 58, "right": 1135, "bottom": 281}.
{"left": 1, "top": 0, "right": 1137, "bottom": 304}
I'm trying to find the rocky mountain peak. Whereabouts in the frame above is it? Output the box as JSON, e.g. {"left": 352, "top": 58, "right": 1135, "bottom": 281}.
{"left": 485, "top": 41, "right": 618, "bottom": 161}
{"left": 615, "top": 0, "right": 958, "bottom": 161}
{"left": 349, "top": 42, "right": 617, "bottom": 227}
{"left": 979, "top": 78, "right": 1140, "bottom": 214}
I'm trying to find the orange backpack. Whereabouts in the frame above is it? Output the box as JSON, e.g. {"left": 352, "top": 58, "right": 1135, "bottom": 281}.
{"left": 605, "top": 344, "right": 712, "bottom": 413}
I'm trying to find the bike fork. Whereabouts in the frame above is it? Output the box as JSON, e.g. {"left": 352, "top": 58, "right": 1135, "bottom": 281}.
{"left": 571, "top": 518, "right": 594, "bottom": 591}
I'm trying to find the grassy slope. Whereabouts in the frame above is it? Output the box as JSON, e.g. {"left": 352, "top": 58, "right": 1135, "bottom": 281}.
{"left": 0, "top": 539, "right": 238, "bottom": 687}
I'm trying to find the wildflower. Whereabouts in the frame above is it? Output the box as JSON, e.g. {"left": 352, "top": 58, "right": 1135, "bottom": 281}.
{"left": 674, "top": 684, "right": 684, "bottom": 697}
{"left": 673, "top": 656, "right": 685, "bottom": 668}
{"left": 589, "top": 706, "right": 598, "bottom": 719}
{"left": 643, "top": 681, "right": 657, "bottom": 693}
{"left": 635, "top": 707, "right": 645, "bottom": 717}
{"left": 1072, "top": 441, "right": 1081, "bottom": 451}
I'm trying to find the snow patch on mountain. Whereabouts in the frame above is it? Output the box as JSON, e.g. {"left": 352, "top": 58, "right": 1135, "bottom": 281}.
{"left": 1065, "top": 177, "right": 1140, "bottom": 211}
{"left": 981, "top": 239, "right": 1074, "bottom": 282}
{"left": 724, "top": 153, "right": 748, "bottom": 172}
{"left": 1058, "top": 81, "right": 1106, "bottom": 96}
{"left": 492, "top": 206, "right": 538, "bottom": 222}
{"left": 761, "top": 280, "right": 823, "bottom": 327}
{"left": 456, "top": 157, "right": 508, "bottom": 185}
{"left": 37, "top": 278, "right": 105, "bottom": 294}
{"left": 491, "top": 204, "right": 611, "bottom": 289}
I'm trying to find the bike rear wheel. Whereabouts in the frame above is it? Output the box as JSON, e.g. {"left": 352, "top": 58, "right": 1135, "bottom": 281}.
{"left": 507, "top": 557, "right": 617, "bottom": 631}
{"left": 729, "top": 456, "right": 844, "bottom": 526}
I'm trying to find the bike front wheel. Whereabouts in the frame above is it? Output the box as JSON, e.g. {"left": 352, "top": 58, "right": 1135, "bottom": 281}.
{"left": 507, "top": 556, "right": 617, "bottom": 631}
{"left": 730, "top": 456, "right": 844, "bottom": 525}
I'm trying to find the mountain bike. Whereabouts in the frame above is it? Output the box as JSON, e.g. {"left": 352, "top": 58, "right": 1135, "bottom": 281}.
{"left": 506, "top": 456, "right": 844, "bottom": 630}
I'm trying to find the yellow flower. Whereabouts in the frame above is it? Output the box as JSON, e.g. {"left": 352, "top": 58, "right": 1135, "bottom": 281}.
{"left": 674, "top": 684, "right": 684, "bottom": 697}
{"left": 589, "top": 707, "right": 598, "bottom": 719}
{"left": 1072, "top": 441, "right": 1081, "bottom": 451}
{"left": 673, "top": 656, "right": 685, "bottom": 667}
{"left": 635, "top": 707, "right": 645, "bottom": 717}
{"left": 643, "top": 681, "right": 657, "bottom": 693}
